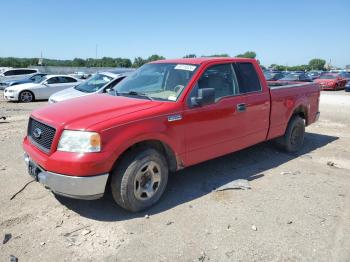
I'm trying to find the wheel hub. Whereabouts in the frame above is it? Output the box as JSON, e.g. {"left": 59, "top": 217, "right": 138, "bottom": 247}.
{"left": 134, "top": 161, "right": 161, "bottom": 201}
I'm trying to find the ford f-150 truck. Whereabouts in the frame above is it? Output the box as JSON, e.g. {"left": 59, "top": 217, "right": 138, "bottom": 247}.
{"left": 23, "top": 58, "right": 320, "bottom": 212}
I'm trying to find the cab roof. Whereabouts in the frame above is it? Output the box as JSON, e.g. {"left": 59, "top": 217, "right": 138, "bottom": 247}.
{"left": 150, "top": 57, "right": 256, "bottom": 65}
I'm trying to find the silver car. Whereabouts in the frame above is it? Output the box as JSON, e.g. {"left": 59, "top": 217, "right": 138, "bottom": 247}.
{"left": 48, "top": 71, "right": 133, "bottom": 103}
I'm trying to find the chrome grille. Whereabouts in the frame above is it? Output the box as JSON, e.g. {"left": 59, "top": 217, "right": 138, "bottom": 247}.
{"left": 28, "top": 118, "right": 56, "bottom": 152}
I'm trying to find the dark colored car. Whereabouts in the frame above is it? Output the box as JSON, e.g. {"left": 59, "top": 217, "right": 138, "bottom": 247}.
{"left": 345, "top": 79, "right": 350, "bottom": 92}
{"left": 0, "top": 73, "right": 47, "bottom": 90}
{"left": 263, "top": 71, "right": 286, "bottom": 81}
{"left": 338, "top": 71, "right": 350, "bottom": 81}
{"left": 279, "top": 73, "right": 313, "bottom": 82}
{"left": 308, "top": 71, "right": 323, "bottom": 80}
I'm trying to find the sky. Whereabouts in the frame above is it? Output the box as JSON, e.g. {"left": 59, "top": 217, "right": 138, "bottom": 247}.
{"left": 1, "top": 0, "right": 349, "bottom": 67}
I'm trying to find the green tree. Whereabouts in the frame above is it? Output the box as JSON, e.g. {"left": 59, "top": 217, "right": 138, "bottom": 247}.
{"left": 147, "top": 54, "right": 165, "bottom": 62}
{"left": 308, "top": 58, "right": 326, "bottom": 70}
{"left": 235, "top": 51, "right": 256, "bottom": 59}
{"left": 132, "top": 57, "right": 147, "bottom": 68}
{"left": 202, "top": 54, "right": 230, "bottom": 57}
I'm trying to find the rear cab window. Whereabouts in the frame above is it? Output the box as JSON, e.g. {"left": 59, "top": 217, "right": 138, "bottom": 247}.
{"left": 233, "top": 62, "right": 262, "bottom": 94}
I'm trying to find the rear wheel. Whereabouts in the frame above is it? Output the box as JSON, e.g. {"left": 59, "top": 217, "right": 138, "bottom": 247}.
{"left": 19, "top": 90, "right": 34, "bottom": 102}
{"left": 110, "top": 148, "right": 168, "bottom": 212}
{"left": 276, "top": 116, "right": 305, "bottom": 152}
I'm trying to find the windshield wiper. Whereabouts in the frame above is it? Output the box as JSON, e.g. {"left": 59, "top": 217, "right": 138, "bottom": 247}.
{"left": 117, "top": 90, "right": 153, "bottom": 101}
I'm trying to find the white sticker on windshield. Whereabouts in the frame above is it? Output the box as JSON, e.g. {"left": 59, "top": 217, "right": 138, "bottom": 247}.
{"left": 175, "top": 64, "right": 196, "bottom": 71}
{"left": 168, "top": 95, "right": 177, "bottom": 101}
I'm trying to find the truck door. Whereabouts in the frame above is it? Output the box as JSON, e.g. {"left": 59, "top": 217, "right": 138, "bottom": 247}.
{"left": 183, "top": 63, "right": 248, "bottom": 166}
{"left": 231, "top": 62, "right": 270, "bottom": 146}
{"left": 183, "top": 62, "right": 270, "bottom": 166}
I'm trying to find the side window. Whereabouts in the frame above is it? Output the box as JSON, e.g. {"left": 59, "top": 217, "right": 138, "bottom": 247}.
{"left": 233, "top": 62, "right": 262, "bottom": 94}
{"left": 23, "top": 69, "right": 36, "bottom": 74}
{"left": 62, "top": 77, "right": 77, "bottom": 83}
{"left": 4, "top": 70, "right": 15, "bottom": 76}
{"left": 47, "top": 77, "right": 59, "bottom": 84}
{"left": 197, "top": 63, "right": 237, "bottom": 100}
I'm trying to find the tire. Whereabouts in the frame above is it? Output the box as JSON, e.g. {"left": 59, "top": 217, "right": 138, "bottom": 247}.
{"left": 110, "top": 148, "right": 169, "bottom": 212}
{"left": 19, "top": 90, "right": 34, "bottom": 102}
{"left": 276, "top": 115, "right": 305, "bottom": 152}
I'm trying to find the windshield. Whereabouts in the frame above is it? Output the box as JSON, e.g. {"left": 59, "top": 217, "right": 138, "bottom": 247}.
{"left": 280, "top": 74, "right": 299, "bottom": 81}
{"left": 31, "top": 74, "right": 46, "bottom": 83}
{"left": 114, "top": 63, "right": 198, "bottom": 101}
{"left": 319, "top": 74, "right": 336, "bottom": 79}
{"left": 74, "top": 73, "right": 113, "bottom": 93}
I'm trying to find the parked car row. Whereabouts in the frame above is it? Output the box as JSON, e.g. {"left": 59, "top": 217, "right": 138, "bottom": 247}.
{"left": 264, "top": 70, "right": 350, "bottom": 91}
{"left": 1, "top": 68, "right": 135, "bottom": 102}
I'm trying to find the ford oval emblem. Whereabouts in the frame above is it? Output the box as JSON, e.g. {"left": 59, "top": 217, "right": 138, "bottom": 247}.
{"left": 33, "top": 128, "right": 42, "bottom": 139}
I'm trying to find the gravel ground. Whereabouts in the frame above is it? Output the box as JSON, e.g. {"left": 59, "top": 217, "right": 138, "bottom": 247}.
{"left": 0, "top": 91, "right": 349, "bottom": 262}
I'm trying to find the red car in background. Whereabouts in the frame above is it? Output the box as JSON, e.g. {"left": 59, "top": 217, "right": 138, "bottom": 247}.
{"left": 314, "top": 73, "right": 347, "bottom": 90}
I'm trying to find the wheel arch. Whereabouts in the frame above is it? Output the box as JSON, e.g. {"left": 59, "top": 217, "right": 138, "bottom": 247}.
{"left": 111, "top": 139, "right": 180, "bottom": 173}
{"left": 290, "top": 104, "right": 309, "bottom": 126}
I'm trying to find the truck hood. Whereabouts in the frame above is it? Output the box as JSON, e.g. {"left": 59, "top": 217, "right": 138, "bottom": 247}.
{"left": 32, "top": 94, "right": 162, "bottom": 130}
{"left": 49, "top": 87, "right": 88, "bottom": 102}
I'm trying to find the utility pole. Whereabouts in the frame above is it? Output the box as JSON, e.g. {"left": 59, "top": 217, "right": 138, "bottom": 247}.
{"left": 95, "top": 44, "right": 98, "bottom": 59}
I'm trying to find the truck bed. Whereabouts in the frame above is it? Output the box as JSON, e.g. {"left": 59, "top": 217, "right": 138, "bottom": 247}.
{"left": 267, "top": 81, "right": 320, "bottom": 140}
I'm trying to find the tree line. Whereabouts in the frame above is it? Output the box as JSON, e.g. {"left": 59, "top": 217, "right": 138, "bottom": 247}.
{"left": 0, "top": 51, "right": 327, "bottom": 71}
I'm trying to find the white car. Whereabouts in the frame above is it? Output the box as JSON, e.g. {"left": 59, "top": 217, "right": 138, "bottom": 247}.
{"left": 0, "top": 68, "right": 39, "bottom": 82}
{"left": 4, "top": 75, "right": 80, "bottom": 102}
{"left": 48, "top": 71, "right": 133, "bottom": 103}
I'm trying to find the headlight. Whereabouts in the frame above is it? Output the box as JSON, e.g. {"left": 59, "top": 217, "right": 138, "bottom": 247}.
{"left": 5, "top": 89, "right": 14, "bottom": 93}
{"left": 57, "top": 130, "right": 101, "bottom": 153}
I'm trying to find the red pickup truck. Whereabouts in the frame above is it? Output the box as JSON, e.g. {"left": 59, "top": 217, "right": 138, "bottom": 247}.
{"left": 23, "top": 58, "right": 320, "bottom": 212}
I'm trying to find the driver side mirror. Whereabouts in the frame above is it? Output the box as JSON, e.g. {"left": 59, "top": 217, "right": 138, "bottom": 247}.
{"left": 190, "top": 88, "right": 215, "bottom": 107}
{"left": 43, "top": 81, "right": 49, "bottom": 86}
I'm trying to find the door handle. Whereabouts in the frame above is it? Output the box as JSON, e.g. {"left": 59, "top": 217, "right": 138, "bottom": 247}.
{"left": 236, "top": 103, "right": 246, "bottom": 112}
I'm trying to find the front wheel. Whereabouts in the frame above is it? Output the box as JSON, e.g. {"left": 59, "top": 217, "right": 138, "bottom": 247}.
{"left": 19, "top": 90, "right": 34, "bottom": 102}
{"left": 276, "top": 116, "right": 305, "bottom": 152}
{"left": 110, "top": 148, "right": 168, "bottom": 212}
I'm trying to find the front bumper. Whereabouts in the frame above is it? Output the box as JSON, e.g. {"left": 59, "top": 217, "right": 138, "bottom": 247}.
{"left": 3, "top": 91, "right": 18, "bottom": 101}
{"left": 24, "top": 153, "right": 109, "bottom": 200}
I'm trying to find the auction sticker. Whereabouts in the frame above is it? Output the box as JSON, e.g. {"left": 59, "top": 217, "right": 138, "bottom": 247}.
{"left": 175, "top": 64, "right": 196, "bottom": 71}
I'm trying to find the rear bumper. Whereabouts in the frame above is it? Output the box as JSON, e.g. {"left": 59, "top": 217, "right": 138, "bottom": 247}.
{"left": 24, "top": 153, "right": 109, "bottom": 200}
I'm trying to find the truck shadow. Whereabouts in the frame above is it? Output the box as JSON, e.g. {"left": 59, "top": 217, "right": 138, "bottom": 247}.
{"left": 56, "top": 132, "right": 338, "bottom": 221}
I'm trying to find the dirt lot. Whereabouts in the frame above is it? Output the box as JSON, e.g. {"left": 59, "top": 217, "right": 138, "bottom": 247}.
{"left": 0, "top": 91, "right": 349, "bottom": 262}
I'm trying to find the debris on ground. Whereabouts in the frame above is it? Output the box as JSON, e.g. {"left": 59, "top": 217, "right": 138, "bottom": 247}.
{"left": 215, "top": 179, "right": 251, "bottom": 191}
{"left": 0, "top": 116, "right": 6, "bottom": 121}
{"left": 10, "top": 180, "right": 35, "bottom": 200}
{"left": 9, "top": 255, "right": 18, "bottom": 262}
{"left": 251, "top": 225, "right": 258, "bottom": 231}
{"left": 287, "top": 221, "right": 293, "bottom": 224}
{"left": 280, "top": 171, "right": 301, "bottom": 175}
{"left": 3, "top": 233, "right": 12, "bottom": 244}
{"left": 81, "top": 229, "right": 91, "bottom": 236}
{"left": 144, "top": 214, "right": 150, "bottom": 219}
{"left": 40, "top": 242, "right": 46, "bottom": 246}
{"left": 63, "top": 225, "right": 90, "bottom": 237}
{"left": 327, "top": 161, "right": 338, "bottom": 168}
{"left": 55, "top": 220, "right": 63, "bottom": 228}
{"left": 166, "top": 221, "right": 174, "bottom": 226}
{"left": 198, "top": 251, "right": 208, "bottom": 262}
{"left": 0, "top": 165, "right": 6, "bottom": 171}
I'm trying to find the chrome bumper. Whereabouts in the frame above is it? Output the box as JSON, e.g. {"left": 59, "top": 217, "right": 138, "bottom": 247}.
{"left": 24, "top": 154, "right": 109, "bottom": 200}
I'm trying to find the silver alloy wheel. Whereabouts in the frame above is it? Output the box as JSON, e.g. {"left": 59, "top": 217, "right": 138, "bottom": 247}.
{"left": 134, "top": 161, "right": 161, "bottom": 201}
{"left": 20, "top": 91, "right": 33, "bottom": 102}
